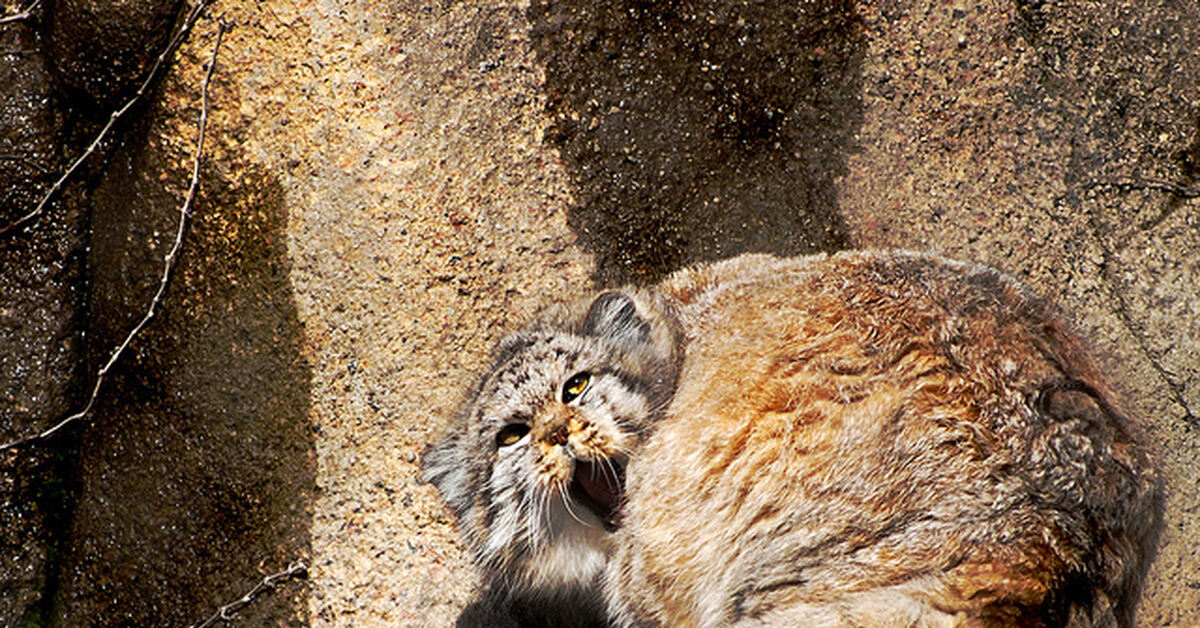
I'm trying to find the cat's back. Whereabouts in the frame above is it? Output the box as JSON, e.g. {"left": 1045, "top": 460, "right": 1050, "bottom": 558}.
{"left": 607, "top": 250, "right": 1163, "bottom": 627}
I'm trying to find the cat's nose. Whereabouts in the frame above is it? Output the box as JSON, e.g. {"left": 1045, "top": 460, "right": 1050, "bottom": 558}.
{"left": 544, "top": 423, "right": 569, "bottom": 446}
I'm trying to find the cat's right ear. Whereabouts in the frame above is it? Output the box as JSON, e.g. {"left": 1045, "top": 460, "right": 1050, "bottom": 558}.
{"left": 581, "top": 292, "right": 650, "bottom": 348}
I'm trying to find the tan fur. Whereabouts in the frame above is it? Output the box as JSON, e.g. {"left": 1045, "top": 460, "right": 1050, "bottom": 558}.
{"left": 425, "top": 250, "right": 1163, "bottom": 628}
{"left": 606, "top": 251, "right": 1162, "bottom": 627}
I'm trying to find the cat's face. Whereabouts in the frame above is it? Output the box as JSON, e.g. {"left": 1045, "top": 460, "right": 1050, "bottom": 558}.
{"left": 423, "top": 292, "right": 679, "bottom": 594}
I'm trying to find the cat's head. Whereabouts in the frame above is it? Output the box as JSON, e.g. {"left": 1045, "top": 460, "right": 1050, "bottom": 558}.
{"left": 422, "top": 290, "right": 681, "bottom": 594}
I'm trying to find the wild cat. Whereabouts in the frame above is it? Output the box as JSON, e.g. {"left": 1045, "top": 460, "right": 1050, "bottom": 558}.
{"left": 422, "top": 250, "right": 1163, "bottom": 627}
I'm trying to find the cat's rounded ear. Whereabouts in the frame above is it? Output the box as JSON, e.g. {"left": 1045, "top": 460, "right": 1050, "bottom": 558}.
{"left": 581, "top": 292, "right": 650, "bottom": 348}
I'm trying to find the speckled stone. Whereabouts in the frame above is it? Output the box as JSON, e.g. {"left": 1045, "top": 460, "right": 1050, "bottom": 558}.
{"left": 2, "top": 0, "right": 1196, "bottom": 625}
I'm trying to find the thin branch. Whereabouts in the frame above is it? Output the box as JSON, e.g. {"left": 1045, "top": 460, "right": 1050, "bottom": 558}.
{"left": 0, "top": 0, "right": 215, "bottom": 236}
{"left": 0, "top": 0, "right": 40, "bottom": 25}
{"left": 1090, "top": 176, "right": 1200, "bottom": 231}
{"left": 191, "top": 560, "right": 309, "bottom": 628}
{"left": 0, "top": 18, "right": 226, "bottom": 453}
{"left": 1088, "top": 209, "right": 1200, "bottom": 429}
{"left": 1092, "top": 177, "right": 1200, "bottom": 199}
{"left": 0, "top": 153, "right": 49, "bottom": 174}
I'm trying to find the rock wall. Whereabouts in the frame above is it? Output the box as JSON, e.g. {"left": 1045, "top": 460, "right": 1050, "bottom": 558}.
{"left": 1, "top": 0, "right": 1196, "bottom": 625}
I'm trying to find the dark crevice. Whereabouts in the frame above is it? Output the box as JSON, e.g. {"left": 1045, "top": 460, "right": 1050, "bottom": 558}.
{"left": 3, "top": 2, "right": 315, "bottom": 625}
{"left": 1091, "top": 228, "right": 1199, "bottom": 430}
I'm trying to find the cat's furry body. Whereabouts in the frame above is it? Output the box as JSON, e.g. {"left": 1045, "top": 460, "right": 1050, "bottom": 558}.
{"left": 424, "top": 250, "right": 1163, "bottom": 627}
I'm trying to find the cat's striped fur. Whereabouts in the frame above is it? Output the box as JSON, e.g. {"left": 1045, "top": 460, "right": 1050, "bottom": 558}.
{"left": 424, "top": 250, "right": 1163, "bottom": 627}
{"left": 422, "top": 287, "right": 683, "bottom": 625}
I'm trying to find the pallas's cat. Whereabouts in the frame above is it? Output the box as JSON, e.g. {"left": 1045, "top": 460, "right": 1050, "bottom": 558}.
{"left": 423, "top": 251, "right": 1163, "bottom": 627}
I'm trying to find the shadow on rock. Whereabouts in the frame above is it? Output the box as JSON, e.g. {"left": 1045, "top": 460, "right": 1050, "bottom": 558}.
{"left": 1, "top": 1, "right": 179, "bottom": 624}
{"left": 47, "top": 106, "right": 316, "bottom": 626}
{"left": 529, "top": 0, "right": 864, "bottom": 285}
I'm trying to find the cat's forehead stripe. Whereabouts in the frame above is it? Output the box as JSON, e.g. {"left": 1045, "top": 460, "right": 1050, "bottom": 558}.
{"left": 490, "top": 335, "right": 588, "bottom": 385}
{"left": 593, "top": 367, "right": 651, "bottom": 399}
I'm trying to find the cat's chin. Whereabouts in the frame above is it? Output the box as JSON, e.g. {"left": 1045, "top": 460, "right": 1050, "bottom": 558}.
{"left": 569, "top": 458, "right": 626, "bottom": 532}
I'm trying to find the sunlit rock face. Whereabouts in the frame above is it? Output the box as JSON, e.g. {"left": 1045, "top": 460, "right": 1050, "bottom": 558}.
{"left": 1, "top": 0, "right": 1197, "bottom": 626}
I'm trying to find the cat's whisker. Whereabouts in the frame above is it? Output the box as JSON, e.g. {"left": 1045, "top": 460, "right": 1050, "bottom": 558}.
{"left": 518, "top": 487, "right": 539, "bottom": 551}
{"left": 608, "top": 441, "right": 636, "bottom": 457}
{"left": 533, "top": 488, "right": 552, "bottom": 549}
{"left": 599, "top": 457, "right": 621, "bottom": 492}
{"left": 558, "top": 482, "right": 595, "bottom": 529}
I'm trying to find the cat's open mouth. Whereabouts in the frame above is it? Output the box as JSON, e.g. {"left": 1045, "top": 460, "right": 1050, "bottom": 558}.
{"left": 569, "top": 458, "right": 625, "bottom": 532}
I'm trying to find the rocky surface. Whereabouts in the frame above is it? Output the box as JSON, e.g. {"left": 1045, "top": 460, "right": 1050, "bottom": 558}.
{"left": 0, "top": 0, "right": 174, "bottom": 623}
{"left": 0, "top": 34, "right": 76, "bottom": 625}
{"left": 835, "top": 2, "right": 1200, "bottom": 623}
{"left": 0, "top": 0, "right": 1196, "bottom": 625}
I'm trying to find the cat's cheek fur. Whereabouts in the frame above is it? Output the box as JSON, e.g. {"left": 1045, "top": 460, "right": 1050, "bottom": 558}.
{"left": 480, "top": 447, "right": 533, "bottom": 565}
{"left": 483, "top": 433, "right": 615, "bottom": 595}
{"left": 421, "top": 434, "right": 474, "bottom": 517}
{"left": 522, "top": 501, "right": 612, "bottom": 591}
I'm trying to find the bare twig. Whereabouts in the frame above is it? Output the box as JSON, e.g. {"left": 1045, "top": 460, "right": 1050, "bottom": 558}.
{"left": 1092, "top": 177, "right": 1200, "bottom": 199}
{"left": 1090, "top": 176, "right": 1200, "bottom": 231}
{"left": 0, "top": 19, "right": 226, "bottom": 453}
{"left": 0, "top": 153, "right": 49, "bottom": 173}
{"left": 0, "top": 0, "right": 40, "bottom": 25}
{"left": 191, "top": 560, "right": 309, "bottom": 628}
{"left": 0, "top": 0, "right": 215, "bottom": 236}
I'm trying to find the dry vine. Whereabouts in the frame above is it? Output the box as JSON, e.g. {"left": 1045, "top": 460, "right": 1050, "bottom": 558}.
{"left": 1093, "top": 177, "right": 1200, "bottom": 199}
{"left": 3, "top": 5, "right": 311, "bottom": 625}
{"left": 191, "top": 560, "right": 309, "bottom": 628}
{"left": 1090, "top": 176, "right": 1200, "bottom": 231}
{"left": 0, "top": 6, "right": 222, "bottom": 452}
{"left": 0, "top": 0, "right": 215, "bottom": 236}
{"left": 0, "top": 0, "right": 40, "bottom": 25}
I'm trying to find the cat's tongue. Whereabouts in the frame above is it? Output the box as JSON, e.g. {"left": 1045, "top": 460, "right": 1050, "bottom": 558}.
{"left": 573, "top": 459, "right": 623, "bottom": 521}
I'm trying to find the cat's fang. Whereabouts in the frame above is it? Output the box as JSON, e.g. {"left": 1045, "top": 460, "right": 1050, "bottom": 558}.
{"left": 569, "top": 458, "right": 625, "bottom": 530}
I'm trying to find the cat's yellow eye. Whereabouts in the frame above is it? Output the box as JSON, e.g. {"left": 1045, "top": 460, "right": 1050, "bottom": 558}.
{"left": 562, "top": 372, "right": 591, "bottom": 403}
{"left": 496, "top": 423, "right": 530, "bottom": 447}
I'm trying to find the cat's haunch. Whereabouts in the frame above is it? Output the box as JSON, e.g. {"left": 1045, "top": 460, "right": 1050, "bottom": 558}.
{"left": 424, "top": 250, "right": 1163, "bottom": 628}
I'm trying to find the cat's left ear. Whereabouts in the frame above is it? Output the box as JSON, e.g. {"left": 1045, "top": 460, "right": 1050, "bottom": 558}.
{"left": 581, "top": 292, "right": 650, "bottom": 348}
